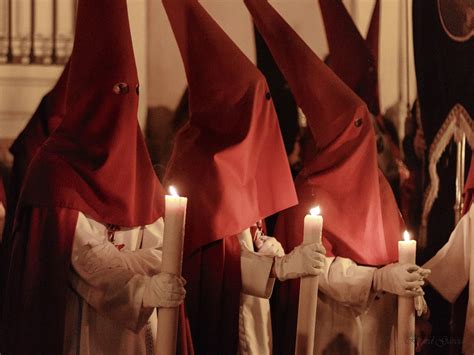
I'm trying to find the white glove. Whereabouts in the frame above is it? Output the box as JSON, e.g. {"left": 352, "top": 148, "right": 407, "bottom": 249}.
{"left": 373, "top": 263, "right": 430, "bottom": 297}
{"left": 143, "top": 272, "right": 186, "bottom": 308}
{"left": 273, "top": 242, "right": 326, "bottom": 281}
{"left": 256, "top": 236, "right": 285, "bottom": 257}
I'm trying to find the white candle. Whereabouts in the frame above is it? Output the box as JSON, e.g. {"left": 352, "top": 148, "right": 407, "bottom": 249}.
{"left": 397, "top": 230, "right": 416, "bottom": 355}
{"left": 156, "top": 186, "right": 187, "bottom": 355}
{"left": 295, "top": 206, "right": 323, "bottom": 355}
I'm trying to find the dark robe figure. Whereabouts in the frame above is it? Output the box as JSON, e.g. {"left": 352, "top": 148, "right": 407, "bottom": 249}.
{"left": 1, "top": 1, "right": 192, "bottom": 353}
{"left": 162, "top": 0, "right": 301, "bottom": 352}
{"left": 413, "top": 1, "right": 474, "bottom": 353}
{"left": 4, "top": 62, "right": 69, "bottom": 241}
{"left": 319, "top": 0, "right": 403, "bottom": 202}
{"left": 243, "top": 0, "right": 415, "bottom": 353}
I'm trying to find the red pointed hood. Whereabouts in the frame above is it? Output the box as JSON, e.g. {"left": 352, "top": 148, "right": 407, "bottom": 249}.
{"left": 366, "top": 0, "right": 380, "bottom": 69}
{"left": 163, "top": 0, "right": 297, "bottom": 256}
{"left": 319, "top": 0, "right": 380, "bottom": 115}
{"left": 245, "top": 0, "right": 402, "bottom": 266}
{"left": 463, "top": 153, "right": 474, "bottom": 214}
{"left": 20, "top": 0, "right": 164, "bottom": 227}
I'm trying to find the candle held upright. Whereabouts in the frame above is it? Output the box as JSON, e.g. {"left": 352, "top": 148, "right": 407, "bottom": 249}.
{"left": 156, "top": 186, "right": 188, "bottom": 354}
{"left": 295, "top": 206, "right": 323, "bottom": 355}
{"left": 397, "top": 230, "right": 416, "bottom": 355}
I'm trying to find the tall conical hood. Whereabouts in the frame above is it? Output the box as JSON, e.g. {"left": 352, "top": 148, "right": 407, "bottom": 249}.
{"left": 21, "top": 0, "right": 164, "bottom": 227}
{"left": 245, "top": 0, "right": 365, "bottom": 151}
{"left": 245, "top": 0, "right": 402, "bottom": 267}
{"left": 255, "top": 27, "right": 299, "bottom": 154}
{"left": 366, "top": 0, "right": 380, "bottom": 68}
{"left": 163, "top": 0, "right": 297, "bottom": 256}
{"left": 319, "top": 0, "right": 380, "bottom": 115}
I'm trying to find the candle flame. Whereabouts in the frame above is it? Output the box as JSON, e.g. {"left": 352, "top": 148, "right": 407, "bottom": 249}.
{"left": 169, "top": 186, "right": 179, "bottom": 197}
{"left": 310, "top": 206, "right": 321, "bottom": 216}
{"left": 403, "top": 230, "right": 410, "bottom": 242}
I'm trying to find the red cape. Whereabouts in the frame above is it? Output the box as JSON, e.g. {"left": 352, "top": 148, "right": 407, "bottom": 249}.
{"left": 243, "top": 1, "right": 403, "bottom": 353}
{"left": 163, "top": 1, "right": 296, "bottom": 353}
{"left": 2, "top": 207, "right": 193, "bottom": 354}
{"left": 183, "top": 236, "right": 241, "bottom": 353}
{"left": 2, "top": 207, "right": 78, "bottom": 353}
{"left": 1, "top": 0, "right": 175, "bottom": 352}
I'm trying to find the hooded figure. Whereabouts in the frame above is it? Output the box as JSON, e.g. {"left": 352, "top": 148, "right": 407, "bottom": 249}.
{"left": 423, "top": 155, "right": 474, "bottom": 354}
{"left": 0, "top": 65, "right": 70, "bottom": 322}
{"left": 162, "top": 0, "right": 325, "bottom": 353}
{"left": 320, "top": 0, "right": 379, "bottom": 116}
{"left": 319, "top": 0, "right": 402, "bottom": 199}
{"left": 1, "top": 1, "right": 187, "bottom": 353}
{"left": 243, "top": 0, "right": 429, "bottom": 353}
{"left": 5, "top": 61, "right": 69, "bottom": 239}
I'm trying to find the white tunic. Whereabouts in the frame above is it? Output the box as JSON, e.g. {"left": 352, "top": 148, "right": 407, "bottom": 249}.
{"left": 64, "top": 212, "right": 163, "bottom": 355}
{"left": 315, "top": 256, "right": 397, "bottom": 355}
{"left": 238, "top": 228, "right": 276, "bottom": 355}
{"left": 424, "top": 205, "right": 474, "bottom": 354}
{"left": 64, "top": 213, "right": 276, "bottom": 355}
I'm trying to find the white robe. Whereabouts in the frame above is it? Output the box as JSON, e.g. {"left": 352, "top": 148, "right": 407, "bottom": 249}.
{"left": 238, "top": 228, "right": 276, "bottom": 355}
{"left": 423, "top": 205, "right": 474, "bottom": 354}
{"left": 64, "top": 212, "right": 163, "bottom": 355}
{"left": 315, "top": 256, "right": 397, "bottom": 355}
{"left": 64, "top": 213, "right": 275, "bottom": 355}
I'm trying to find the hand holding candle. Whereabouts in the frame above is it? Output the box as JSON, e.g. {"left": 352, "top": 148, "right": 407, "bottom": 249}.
{"left": 397, "top": 230, "right": 417, "bottom": 355}
{"left": 295, "top": 206, "right": 323, "bottom": 355}
{"left": 156, "top": 186, "right": 187, "bottom": 355}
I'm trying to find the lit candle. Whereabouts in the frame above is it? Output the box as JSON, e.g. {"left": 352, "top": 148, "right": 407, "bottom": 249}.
{"left": 156, "top": 186, "right": 188, "bottom": 355}
{"left": 397, "top": 230, "right": 416, "bottom": 355}
{"left": 295, "top": 206, "right": 323, "bottom": 355}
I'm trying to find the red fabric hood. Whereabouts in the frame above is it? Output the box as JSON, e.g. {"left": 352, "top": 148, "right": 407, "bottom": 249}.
{"left": 163, "top": 0, "right": 297, "bottom": 257}
{"left": 320, "top": 0, "right": 381, "bottom": 115}
{"left": 20, "top": 0, "right": 164, "bottom": 227}
{"left": 245, "top": 0, "right": 402, "bottom": 266}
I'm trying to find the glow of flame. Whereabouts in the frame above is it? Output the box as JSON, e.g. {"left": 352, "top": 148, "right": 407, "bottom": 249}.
{"left": 403, "top": 230, "right": 411, "bottom": 242}
{"left": 169, "top": 186, "right": 179, "bottom": 197}
{"left": 310, "top": 206, "right": 321, "bottom": 216}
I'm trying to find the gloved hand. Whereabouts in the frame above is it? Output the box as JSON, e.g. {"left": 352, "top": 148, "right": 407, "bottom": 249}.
{"left": 143, "top": 272, "right": 186, "bottom": 308}
{"left": 373, "top": 263, "right": 430, "bottom": 297}
{"left": 273, "top": 242, "right": 326, "bottom": 281}
{"left": 256, "top": 236, "right": 285, "bottom": 257}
